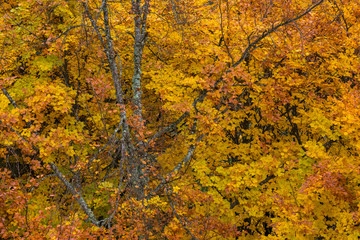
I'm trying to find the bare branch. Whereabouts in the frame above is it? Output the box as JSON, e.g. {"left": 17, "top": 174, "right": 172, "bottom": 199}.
{"left": 131, "top": 0, "right": 150, "bottom": 123}
{"left": 87, "top": 120, "right": 123, "bottom": 167}
{"left": 82, "top": 2, "right": 106, "bottom": 47}
{"left": 219, "top": 0, "right": 234, "bottom": 64}
{"left": 151, "top": 134, "right": 204, "bottom": 195}
{"left": 147, "top": 112, "right": 189, "bottom": 144}
{"left": 48, "top": 25, "right": 83, "bottom": 42}
{"left": 49, "top": 162, "right": 101, "bottom": 227}
{"left": 0, "top": 120, "right": 39, "bottom": 153}
{"left": 84, "top": 0, "right": 133, "bottom": 154}
{"left": 1, "top": 88, "right": 19, "bottom": 109}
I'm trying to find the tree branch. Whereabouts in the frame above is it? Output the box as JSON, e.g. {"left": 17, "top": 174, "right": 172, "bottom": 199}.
{"left": 49, "top": 162, "right": 101, "bottom": 227}
{"left": 1, "top": 88, "right": 19, "bottom": 109}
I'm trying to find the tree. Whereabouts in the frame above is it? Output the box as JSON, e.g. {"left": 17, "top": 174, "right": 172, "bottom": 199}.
{"left": 1, "top": 0, "right": 360, "bottom": 239}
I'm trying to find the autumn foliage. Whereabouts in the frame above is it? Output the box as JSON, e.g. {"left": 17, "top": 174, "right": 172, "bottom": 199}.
{"left": 1, "top": 0, "right": 360, "bottom": 239}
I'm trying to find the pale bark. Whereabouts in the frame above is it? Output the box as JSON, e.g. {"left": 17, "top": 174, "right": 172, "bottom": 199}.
{"left": 49, "top": 163, "right": 101, "bottom": 227}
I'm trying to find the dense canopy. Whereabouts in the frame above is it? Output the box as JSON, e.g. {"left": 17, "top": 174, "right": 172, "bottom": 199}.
{"left": 1, "top": 0, "right": 360, "bottom": 239}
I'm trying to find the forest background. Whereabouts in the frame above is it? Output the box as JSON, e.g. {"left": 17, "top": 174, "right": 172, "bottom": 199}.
{"left": 1, "top": 0, "right": 360, "bottom": 239}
